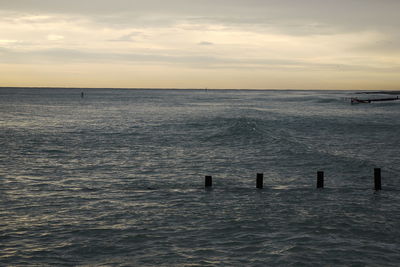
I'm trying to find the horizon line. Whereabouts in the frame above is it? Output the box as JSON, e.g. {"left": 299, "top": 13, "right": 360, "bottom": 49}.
{"left": 1, "top": 86, "right": 399, "bottom": 92}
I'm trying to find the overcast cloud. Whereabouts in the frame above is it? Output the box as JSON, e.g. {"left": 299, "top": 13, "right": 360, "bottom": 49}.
{"left": 1, "top": 0, "right": 400, "bottom": 89}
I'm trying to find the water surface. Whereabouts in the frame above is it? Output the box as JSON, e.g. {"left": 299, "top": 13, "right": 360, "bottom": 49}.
{"left": 1, "top": 88, "right": 399, "bottom": 266}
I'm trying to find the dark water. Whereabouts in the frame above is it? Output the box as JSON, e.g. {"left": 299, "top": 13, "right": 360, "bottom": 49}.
{"left": 1, "top": 88, "right": 400, "bottom": 266}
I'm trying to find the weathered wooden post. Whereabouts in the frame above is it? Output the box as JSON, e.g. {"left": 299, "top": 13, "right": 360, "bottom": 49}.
{"left": 317, "top": 171, "right": 324, "bottom": 188}
{"left": 256, "top": 173, "right": 263, "bottom": 189}
{"left": 374, "top": 168, "right": 382, "bottom": 190}
{"left": 205, "top": 175, "right": 212, "bottom": 187}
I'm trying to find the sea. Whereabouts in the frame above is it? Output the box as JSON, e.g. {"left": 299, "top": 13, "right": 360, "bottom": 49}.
{"left": 1, "top": 88, "right": 400, "bottom": 266}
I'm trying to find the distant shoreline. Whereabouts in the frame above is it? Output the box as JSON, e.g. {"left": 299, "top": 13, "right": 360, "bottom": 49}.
{"left": 356, "top": 91, "right": 400, "bottom": 95}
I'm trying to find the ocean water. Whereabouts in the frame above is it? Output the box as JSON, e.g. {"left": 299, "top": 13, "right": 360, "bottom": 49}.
{"left": 1, "top": 88, "right": 400, "bottom": 266}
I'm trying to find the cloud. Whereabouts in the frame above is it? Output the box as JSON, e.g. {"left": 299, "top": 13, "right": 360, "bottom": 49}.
{"left": 0, "top": 39, "right": 19, "bottom": 44}
{"left": 2, "top": 47, "right": 399, "bottom": 74}
{"left": 1, "top": 1, "right": 400, "bottom": 40}
{"left": 1, "top": 0, "right": 400, "bottom": 89}
{"left": 47, "top": 34, "right": 64, "bottom": 41}
{"left": 1, "top": 0, "right": 400, "bottom": 34}
{"left": 198, "top": 41, "right": 214, "bottom": 46}
{"left": 355, "top": 34, "right": 400, "bottom": 54}
{"left": 108, "top": 32, "right": 144, "bottom": 42}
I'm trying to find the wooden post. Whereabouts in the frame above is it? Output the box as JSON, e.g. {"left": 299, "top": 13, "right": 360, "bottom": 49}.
{"left": 205, "top": 175, "right": 212, "bottom": 187}
{"left": 317, "top": 171, "right": 324, "bottom": 188}
{"left": 374, "top": 168, "right": 382, "bottom": 190}
{"left": 256, "top": 173, "right": 263, "bottom": 189}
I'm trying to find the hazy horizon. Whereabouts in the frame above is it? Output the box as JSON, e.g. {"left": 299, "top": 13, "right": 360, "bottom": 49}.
{"left": 1, "top": 0, "right": 400, "bottom": 90}
{"left": 2, "top": 86, "right": 399, "bottom": 91}
{"left": 2, "top": 87, "right": 354, "bottom": 91}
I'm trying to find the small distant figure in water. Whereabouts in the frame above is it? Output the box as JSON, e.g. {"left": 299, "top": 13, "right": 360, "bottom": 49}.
{"left": 81, "top": 92, "right": 84, "bottom": 98}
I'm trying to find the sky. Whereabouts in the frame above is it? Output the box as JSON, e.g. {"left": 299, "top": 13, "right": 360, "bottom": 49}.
{"left": 1, "top": 0, "right": 400, "bottom": 90}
